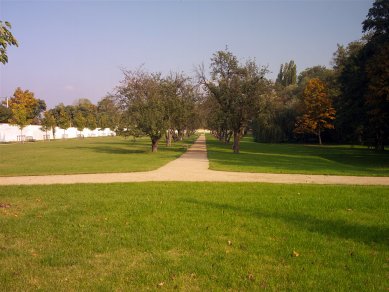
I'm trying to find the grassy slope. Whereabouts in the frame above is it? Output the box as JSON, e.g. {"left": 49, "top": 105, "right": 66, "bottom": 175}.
{"left": 0, "top": 135, "right": 197, "bottom": 176}
{"left": 0, "top": 182, "right": 388, "bottom": 290}
{"left": 206, "top": 134, "right": 389, "bottom": 176}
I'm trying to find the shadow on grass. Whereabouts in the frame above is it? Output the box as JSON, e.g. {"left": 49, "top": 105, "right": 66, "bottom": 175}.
{"left": 206, "top": 137, "right": 389, "bottom": 173}
{"left": 182, "top": 198, "right": 389, "bottom": 246}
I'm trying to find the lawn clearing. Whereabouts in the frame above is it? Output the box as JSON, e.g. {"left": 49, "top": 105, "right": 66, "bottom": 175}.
{"left": 0, "top": 135, "right": 197, "bottom": 176}
{"left": 0, "top": 182, "right": 388, "bottom": 290}
{"left": 206, "top": 134, "right": 389, "bottom": 176}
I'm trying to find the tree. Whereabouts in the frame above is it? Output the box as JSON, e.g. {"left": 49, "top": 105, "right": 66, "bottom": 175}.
{"left": 332, "top": 41, "right": 367, "bottom": 144}
{"left": 294, "top": 78, "right": 336, "bottom": 145}
{"left": 362, "top": 0, "right": 389, "bottom": 40}
{"left": 117, "top": 69, "right": 168, "bottom": 152}
{"left": 162, "top": 73, "right": 198, "bottom": 145}
{"left": 0, "top": 104, "right": 12, "bottom": 123}
{"left": 8, "top": 88, "right": 38, "bottom": 141}
{"left": 0, "top": 21, "right": 18, "bottom": 64}
{"left": 97, "top": 95, "right": 120, "bottom": 130}
{"left": 361, "top": 0, "right": 389, "bottom": 150}
{"left": 73, "top": 111, "right": 86, "bottom": 137}
{"left": 276, "top": 60, "right": 297, "bottom": 87}
{"left": 199, "top": 49, "right": 268, "bottom": 153}
{"left": 364, "top": 42, "right": 389, "bottom": 150}
{"left": 56, "top": 105, "right": 71, "bottom": 138}
{"left": 40, "top": 111, "right": 56, "bottom": 141}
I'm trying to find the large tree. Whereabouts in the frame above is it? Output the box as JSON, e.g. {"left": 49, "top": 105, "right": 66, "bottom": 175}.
{"left": 117, "top": 69, "right": 168, "bottom": 152}
{"left": 200, "top": 49, "right": 268, "bottom": 153}
{"left": 0, "top": 21, "right": 18, "bottom": 64}
{"left": 294, "top": 78, "right": 336, "bottom": 145}
{"left": 362, "top": 0, "right": 389, "bottom": 150}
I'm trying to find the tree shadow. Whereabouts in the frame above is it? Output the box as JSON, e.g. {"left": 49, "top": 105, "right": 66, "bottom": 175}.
{"left": 67, "top": 146, "right": 147, "bottom": 155}
{"left": 181, "top": 198, "right": 389, "bottom": 246}
{"left": 206, "top": 138, "right": 389, "bottom": 173}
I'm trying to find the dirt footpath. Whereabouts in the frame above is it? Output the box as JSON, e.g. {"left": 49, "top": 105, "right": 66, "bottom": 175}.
{"left": 0, "top": 134, "right": 388, "bottom": 186}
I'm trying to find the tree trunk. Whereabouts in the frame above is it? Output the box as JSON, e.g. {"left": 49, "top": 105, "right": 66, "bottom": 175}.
{"left": 232, "top": 130, "right": 241, "bottom": 153}
{"left": 318, "top": 129, "right": 322, "bottom": 145}
{"left": 151, "top": 138, "right": 159, "bottom": 152}
{"left": 177, "top": 129, "right": 183, "bottom": 141}
{"left": 166, "top": 130, "right": 172, "bottom": 147}
{"left": 20, "top": 128, "right": 24, "bottom": 144}
{"left": 375, "top": 131, "right": 384, "bottom": 151}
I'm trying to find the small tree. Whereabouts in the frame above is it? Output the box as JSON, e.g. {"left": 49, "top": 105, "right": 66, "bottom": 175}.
{"left": 40, "top": 111, "right": 56, "bottom": 141}
{"left": 57, "top": 106, "right": 71, "bottom": 138}
{"left": 8, "top": 88, "right": 38, "bottom": 142}
{"left": 73, "top": 111, "right": 86, "bottom": 137}
{"left": 294, "top": 78, "right": 336, "bottom": 144}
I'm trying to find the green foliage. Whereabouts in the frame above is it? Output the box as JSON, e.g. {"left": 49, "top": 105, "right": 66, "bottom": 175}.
{"left": 0, "top": 183, "right": 388, "bottom": 290}
{"left": 332, "top": 0, "right": 389, "bottom": 150}
{"left": 73, "top": 111, "right": 86, "bottom": 132}
{"left": 276, "top": 60, "right": 297, "bottom": 86}
{"left": 97, "top": 95, "right": 120, "bottom": 130}
{"left": 0, "top": 104, "right": 12, "bottom": 123}
{"left": 362, "top": 0, "right": 389, "bottom": 39}
{"left": 40, "top": 111, "right": 56, "bottom": 136}
{"left": 117, "top": 69, "right": 199, "bottom": 152}
{"left": 200, "top": 49, "right": 268, "bottom": 153}
{"left": 0, "top": 20, "right": 18, "bottom": 64}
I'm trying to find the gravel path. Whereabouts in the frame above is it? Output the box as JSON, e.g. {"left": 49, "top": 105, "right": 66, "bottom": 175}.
{"left": 1, "top": 134, "right": 388, "bottom": 185}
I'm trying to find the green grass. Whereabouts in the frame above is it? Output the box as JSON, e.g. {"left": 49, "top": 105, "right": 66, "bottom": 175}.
{"left": 0, "top": 182, "right": 388, "bottom": 290}
{"left": 0, "top": 135, "right": 197, "bottom": 176}
{"left": 207, "top": 134, "right": 389, "bottom": 176}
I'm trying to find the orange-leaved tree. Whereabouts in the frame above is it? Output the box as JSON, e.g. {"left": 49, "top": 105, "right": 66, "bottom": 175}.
{"left": 8, "top": 87, "right": 38, "bottom": 141}
{"left": 294, "top": 78, "right": 336, "bottom": 144}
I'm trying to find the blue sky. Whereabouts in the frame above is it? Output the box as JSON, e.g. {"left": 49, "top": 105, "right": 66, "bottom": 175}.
{"left": 0, "top": 0, "right": 373, "bottom": 108}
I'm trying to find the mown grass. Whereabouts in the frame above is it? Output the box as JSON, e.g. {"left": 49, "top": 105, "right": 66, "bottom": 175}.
{"left": 206, "top": 134, "right": 389, "bottom": 176}
{"left": 0, "top": 182, "right": 388, "bottom": 290}
{"left": 0, "top": 135, "right": 197, "bottom": 176}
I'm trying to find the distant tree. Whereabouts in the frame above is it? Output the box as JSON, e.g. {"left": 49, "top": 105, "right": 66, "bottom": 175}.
{"left": 57, "top": 105, "right": 71, "bottom": 138}
{"left": 294, "top": 78, "right": 336, "bottom": 144}
{"left": 40, "top": 111, "right": 56, "bottom": 141}
{"left": 97, "top": 95, "right": 120, "bottom": 130}
{"left": 73, "top": 111, "right": 86, "bottom": 137}
{"left": 8, "top": 88, "right": 38, "bottom": 141}
{"left": 162, "top": 73, "right": 198, "bottom": 145}
{"left": 0, "top": 20, "right": 18, "bottom": 64}
{"left": 0, "top": 104, "right": 12, "bottom": 123}
{"left": 276, "top": 60, "right": 297, "bottom": 87}
{"left": 31, "top": 99, "right": 47, "bottom": 124}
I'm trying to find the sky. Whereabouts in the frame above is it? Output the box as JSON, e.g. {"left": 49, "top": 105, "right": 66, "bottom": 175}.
{"left": 0, "top": 0, "right": 373, "bottom": 108}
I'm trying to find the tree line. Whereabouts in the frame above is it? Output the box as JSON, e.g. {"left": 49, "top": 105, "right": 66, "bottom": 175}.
{"left": 1, "top": 0, "right": 388, "bottom": 151}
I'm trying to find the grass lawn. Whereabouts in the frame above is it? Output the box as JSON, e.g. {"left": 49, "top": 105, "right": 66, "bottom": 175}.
{"left": 0, "top": 182, "right": 388, "bottom": 290}
{"left": 0, "top": 135, "right": 197, "bottom": 176}
{"left": 206, "top": 134, "right": 389, "bottom": 176}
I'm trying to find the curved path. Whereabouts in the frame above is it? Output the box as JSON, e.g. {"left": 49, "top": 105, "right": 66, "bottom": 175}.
{"left": 1, "top": 134, "right": 389, "bottom": 185}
